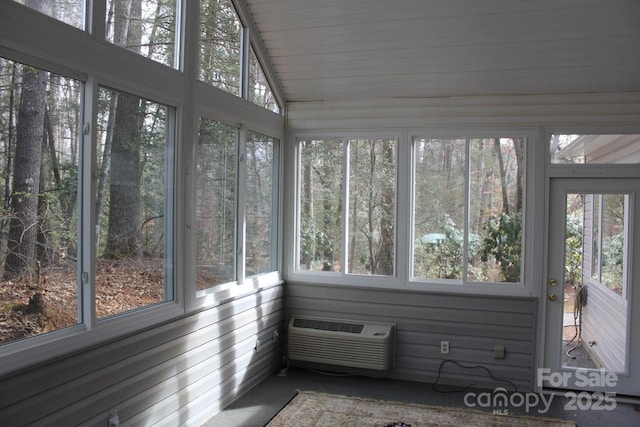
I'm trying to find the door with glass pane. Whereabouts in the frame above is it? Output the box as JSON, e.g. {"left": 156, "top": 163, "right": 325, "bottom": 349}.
{"left": 544, "top": 178, "right": 640, "bottom": 396}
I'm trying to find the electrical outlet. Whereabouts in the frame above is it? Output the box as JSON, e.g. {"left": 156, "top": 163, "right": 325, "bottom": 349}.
{"left": 255, "top": 338, "right": 261, "bottom": 352}
{"left": 440, "top": 341, "right": 450, "bottom": 354}
{"left": 494, "top": 345, "right": 505, "bottom": 359}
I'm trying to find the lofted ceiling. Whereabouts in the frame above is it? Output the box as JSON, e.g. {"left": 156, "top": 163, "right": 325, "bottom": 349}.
{"left": 246, "top": 0, "right": 640, "bottom": 103}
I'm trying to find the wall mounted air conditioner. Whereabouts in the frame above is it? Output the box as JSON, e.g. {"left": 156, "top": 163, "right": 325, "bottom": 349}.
{"left": 288, "top": 317, "right": 395, "bottom": 371}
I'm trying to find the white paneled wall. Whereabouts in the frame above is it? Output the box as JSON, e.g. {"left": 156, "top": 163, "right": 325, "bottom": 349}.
{"left": 0, "top": 283, "right": 284, "bottom": 426}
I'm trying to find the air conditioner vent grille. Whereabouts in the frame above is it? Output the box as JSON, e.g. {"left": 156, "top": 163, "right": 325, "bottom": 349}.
{"left": 292, "top": 318, "right": 364, "bottom": 334}
{"left": 288, "top": 317, "right": 394, "bottom": 371}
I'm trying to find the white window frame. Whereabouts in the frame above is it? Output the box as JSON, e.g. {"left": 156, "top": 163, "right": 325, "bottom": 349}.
{"left": 0, "top": 0, "right": 285, "bottom": 375}
{"left": 289, "top": 132, "right": 401, "bottom": 288}
{"left": 286, "top": 129, "right": 536, "bottom": 297}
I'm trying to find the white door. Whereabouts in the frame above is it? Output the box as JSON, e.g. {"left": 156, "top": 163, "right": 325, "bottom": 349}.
{"left": 544, "top": 178, "right": 640, "bottom": 397}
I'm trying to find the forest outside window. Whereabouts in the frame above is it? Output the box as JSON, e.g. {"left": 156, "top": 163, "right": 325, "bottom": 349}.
{"left": 195, "top": 122, "right": 279, "bottom": 292}
{"left": 297, "top": 138, "right": 397, "bottom": 276}
{"left": 0, "top": 56, "right": 175, "bottom": 346}
{"left": 412, "top": 137, "right": 525, "bottom": 284}
{"left": 1, "top": 57, "right": 81, "bottom": 343}
{"left": 199, "top": 0, "right": 242, "bottom": 96}
{"left": 95, "top": 86, "right": 173, "bottom": 318}
{"left": 195, "top": 118, "right": 237, "bottom": 290}
{"left": 248, "top": 47, "right": 279, "bottom": 114}
{"left": 106, "top": 0, "right": 179, "bottom": 69}
{"left": 245, "top": 130, "right": 277, "bottom": 276}
{"left": 12, "top": 0, "right": 85, "bottom": 29}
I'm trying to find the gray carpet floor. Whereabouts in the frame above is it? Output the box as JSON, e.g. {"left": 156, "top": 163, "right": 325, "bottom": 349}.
{"left": 202, "top": 367, "right": 640, "bottom": 426}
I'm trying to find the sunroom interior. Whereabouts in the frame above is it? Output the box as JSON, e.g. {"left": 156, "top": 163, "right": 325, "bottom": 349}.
{"left": 1, "top": 0, "right": 640, "bottom": 425}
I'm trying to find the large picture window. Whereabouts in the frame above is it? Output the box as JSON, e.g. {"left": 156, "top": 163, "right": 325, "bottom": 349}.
{"left": 296, "top": 138, "right": 397, "bottom": 277}
{"left": 0, "top": 57, "right": 176, "bottom": 345}
{"left": 412, "top": 137, "right": 525, "bottom": 284}
{"left": 195, "top": 122, "right": 279, "bottom": 292}
{"left": 0, "top": 57, "right": 81, "bottom": 343}
{"left": 95, "top": 86, "right": 173, "bottom": 318}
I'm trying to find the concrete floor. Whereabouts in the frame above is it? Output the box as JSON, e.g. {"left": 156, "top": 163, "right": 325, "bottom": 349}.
{"left": 202, "top": 367, "right": 640, "bottom": 427}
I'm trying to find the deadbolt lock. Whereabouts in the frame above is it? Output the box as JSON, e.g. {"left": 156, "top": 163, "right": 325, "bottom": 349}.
{"left": 548, "top": 293, "right": 557, "bottom": 301}
{"left": 549, "top": 278, "right": 558, "bottom": 286}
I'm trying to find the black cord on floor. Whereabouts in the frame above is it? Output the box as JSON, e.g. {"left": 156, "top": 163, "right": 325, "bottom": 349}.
{"left": 431, "top": 359, "right": 518, "bottom": 393}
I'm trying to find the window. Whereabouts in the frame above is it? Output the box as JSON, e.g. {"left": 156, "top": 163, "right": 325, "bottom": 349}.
{"left": 296, "top": 138, "right": 397, "bottom": 276}
{"left": 0, "top": 57, "right": 81, "bottom": 343}
{"left": 195, "top": 118, "right": 237, "bottom": 290}
{"left": 13, "top": 0, "right": 85, "bottom": 29}
{"left": 348, "top": 139, "right": 396, "bottom": 275}
{"left": 199, "top": 0, "right": 242, "bottom": 96}
{"left": 412, "top": 137, "right": 525, "bottom": 284}
{"left": 584, "top": 193, "right": 628, "bottom": 296}
{"left": 550, "top": 134, "right": 640, "bottom": 164}
{"left": 195, "top": 123, "right": 279, "bottom": 292}
{"left": 0, "top": 56, "right": 176, "bottom": 346}
{"left": 298, "top": 139, "right": 344, "bottom": 272}
{"left": 95, "top": 86, "right": 174, "bottom": 317}
{"left": 106, "top": 0, "right": 179, "bottom": 68}
{"left": 245, "top": 130, "right": 277, "bottom": 276}
{"left": 248, "top": 47, "right": 279, "bottom": 113}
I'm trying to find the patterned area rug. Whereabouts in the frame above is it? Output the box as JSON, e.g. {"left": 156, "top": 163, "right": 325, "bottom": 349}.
{"left": 265, "top": 391, "right": 575, "bottom": 427}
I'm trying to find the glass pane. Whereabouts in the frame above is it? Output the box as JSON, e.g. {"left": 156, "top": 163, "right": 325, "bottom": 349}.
{"left": 0, "top": 58, "right": 81, "bottom": 344}
{"left": 412, "top": 138, "right": 466, "bottom": 280}
{"left": 245, "top": 131, "right": 278, "bottom": 276}
{"left": 199, "top": 0, "right": 242, "bottom": 96}
{"left": 470, "top": 138, "right": 524, "bottom": 283}
{"left": 298, "top": 139, "right": 344, "bottom": 272}
{"left": 96, "top": 87, "right": 170, "bottom": 318}
{"left": 248, "top": 47, "right": 279, "bottom": 113}
{"left": 563, "top": 192, "right": 628, "bottom": 373}
{"left": 13, "top": 0, "right": 85, "bottom": 29}
{"left": 590, "top": 195, "right": 600, "bottom": 280}
{"left": 601, "top": 194, "right": 626, "bottom": 295}
{"left": 195, "top": 118, "right": 237, "bottom": 290}
{"left": 245, "top": 131, "right": 276, "bottom": 276}
{"left": 106, "top": 0, "right": 177, "bottom": 68}
{"left": 347, "top": 139, "right": 396, "bottom": 276}
{"left": 550, "top": 134, "right": 640, "bottom": 164}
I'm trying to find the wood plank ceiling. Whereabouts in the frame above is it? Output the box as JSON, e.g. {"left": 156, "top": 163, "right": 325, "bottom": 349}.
{"left": 245, "top": 0, "right": 640, "bottom": 103}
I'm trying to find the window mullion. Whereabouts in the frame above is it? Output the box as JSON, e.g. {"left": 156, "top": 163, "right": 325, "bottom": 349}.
{"left": 240, "top": 27, "right": 250, "bottom": 100}
{"left": 87, "top": 0, "right": 106, "bottom": 39}
{"left": 81, "top": 76, "right": 98, "bottom": 329}
{"left": 463, "top": 137, "right": 471, "bottom": 284}
{"left": 342, "top": 138, "right": 350, "bottom": 276}
{"left": 237, "top": 125, "right": 248, "bottom": 283}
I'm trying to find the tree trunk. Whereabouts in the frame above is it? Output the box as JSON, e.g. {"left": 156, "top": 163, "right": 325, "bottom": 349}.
{"left": 378, "top": 140, "right": 395, "bottom": 275}
{"left": 104, "top": 0, "right": 143, "bottom": 259}
{"left": 0, "top": 63, "right": 18, "bottom": 263}
{"left": 493, "top": 138, "right": 510, "bottom": 215}
{"left": 5, "top": 65, "right": 48, "bottom": 278}
{"left": 514, "top": 138, "right": 525, "bottom": 212}
{"left": 301, "top": 141, "right": 313, "bottom": 268}
{"left": 104, "top": 92, "right": 142, "bottom": 258}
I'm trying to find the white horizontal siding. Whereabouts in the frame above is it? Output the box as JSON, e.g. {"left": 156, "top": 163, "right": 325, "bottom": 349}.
{"left": 581, "top": 282, "right": 627, "bottom": 373}
{"left": 0, "top": 283, "right": 284, "bottom": 426}
{"left": 285, "top": 282, "right": 537, "bottom": 391}
{"left": 286, "top": 93, "right": 640, "bottom": 130}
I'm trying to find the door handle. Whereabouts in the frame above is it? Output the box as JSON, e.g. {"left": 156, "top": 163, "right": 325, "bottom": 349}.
{"left": 548, "top": 293, "right": 557, "bottom": 301}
